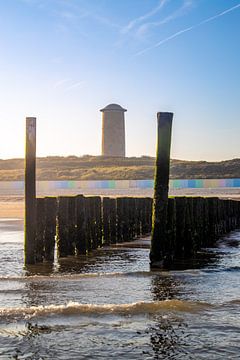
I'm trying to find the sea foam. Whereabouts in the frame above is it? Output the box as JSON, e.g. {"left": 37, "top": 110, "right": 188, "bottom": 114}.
{"left": 0, "top": 299, "right": 211, "bottom": 319}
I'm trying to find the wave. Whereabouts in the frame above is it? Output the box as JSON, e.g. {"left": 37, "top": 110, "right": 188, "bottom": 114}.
{"left": 202, "top": 266, "right": 240, "bottom": 273}
{"left": 1, "top": 264, "right": 240, "bottom": 282}
{"left": 223, "top": 266, "right": 240, "bottom": 272}
{"left": 223, "top": 299, "right": 240, "bottom": 306}
{"left": 0, "top": 300, "right": 211, "bottom": 318}
{"left": 0, "top": 271, "right": 165, "bottom": 282}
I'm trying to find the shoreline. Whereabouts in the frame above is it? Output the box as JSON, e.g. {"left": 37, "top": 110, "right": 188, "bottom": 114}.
{"left": 0, "top": 188, "right": 239, "bottom": 219}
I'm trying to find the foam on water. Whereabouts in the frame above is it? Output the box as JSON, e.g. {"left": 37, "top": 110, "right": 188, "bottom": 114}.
{"left": 0, "top": 299, "right": 212, "bottom": 319}
{"left": 0, "top": 271, "right": 166, "bottom": 282}
{"left": 0, "top": 220, "right": 239, "bottom": 358}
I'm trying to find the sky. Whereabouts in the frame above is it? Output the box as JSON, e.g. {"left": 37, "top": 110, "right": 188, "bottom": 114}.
{"left": 0, "top": 0, "right": 239, "bottom": 161}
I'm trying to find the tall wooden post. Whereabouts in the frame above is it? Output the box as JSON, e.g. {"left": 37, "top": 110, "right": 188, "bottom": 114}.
{"left": 150, "top": 112, "right": 173, "bottom": 268}
{"left": 25, "top": 117, "right": 37, "bottom": 264}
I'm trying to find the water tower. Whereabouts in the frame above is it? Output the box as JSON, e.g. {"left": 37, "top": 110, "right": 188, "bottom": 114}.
{"left": 100, "top": 103, "right": 127, "bottom": 157}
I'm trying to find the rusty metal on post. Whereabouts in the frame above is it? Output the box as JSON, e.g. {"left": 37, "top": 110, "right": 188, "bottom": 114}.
{"left": 150, "top": 112, "right": 173, "bottom": 268}
{"left": 24, "top": 117, "right": 37, "bottom": 264}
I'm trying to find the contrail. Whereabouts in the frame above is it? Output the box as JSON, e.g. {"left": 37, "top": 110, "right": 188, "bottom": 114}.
{"left": 121, "top": 0, "right": 168, "bottom": 34}
{"left": 65, "top": 81, "right": 85, "bottom": 91}
{"left": 135, "top": 3, "right": 240, "bottom": 56}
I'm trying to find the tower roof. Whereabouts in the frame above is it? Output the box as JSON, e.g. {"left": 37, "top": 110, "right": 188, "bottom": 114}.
{"left": 100, "top": 103, "right": 127, "bottom": 112}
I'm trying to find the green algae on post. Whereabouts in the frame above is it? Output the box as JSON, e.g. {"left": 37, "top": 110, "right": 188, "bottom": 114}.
{"left": 150, "top": 112, "right": 173, "bottom": 268}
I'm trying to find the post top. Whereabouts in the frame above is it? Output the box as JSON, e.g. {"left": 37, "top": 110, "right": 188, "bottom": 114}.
{"left": 100, "top": 104, "right": 127, "bottom": 112}
{"left": 157, "top": 112, "right": 173, "bottom": 118}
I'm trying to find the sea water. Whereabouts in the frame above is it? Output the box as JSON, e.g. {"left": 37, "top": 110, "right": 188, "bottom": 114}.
{"left": 0, "top": 219, "right": 239, "bottom": 359}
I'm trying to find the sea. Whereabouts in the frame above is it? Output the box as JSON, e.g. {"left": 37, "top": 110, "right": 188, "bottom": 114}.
{"left": 0, "top": 218, "right": 240, "bottom": 359}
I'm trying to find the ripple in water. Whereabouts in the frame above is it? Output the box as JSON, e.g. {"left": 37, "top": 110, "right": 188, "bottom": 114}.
{"left": 0, "top": 220, "right": 239, "bottom": 359}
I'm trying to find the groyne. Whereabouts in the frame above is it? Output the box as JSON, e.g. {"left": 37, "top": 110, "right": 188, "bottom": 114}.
{"left": 33, "top": 195, "right": 240, "bottom": 264}
{"left": 24, "top": 115, "right": 240, "bottom": 267}
{"left": 35, "top": 195, "right": 152, "bottom": 261}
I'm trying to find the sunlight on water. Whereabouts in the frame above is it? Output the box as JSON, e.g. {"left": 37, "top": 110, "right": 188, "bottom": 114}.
{"left": 0, "top": 219, "right": 239, "bottom": 359}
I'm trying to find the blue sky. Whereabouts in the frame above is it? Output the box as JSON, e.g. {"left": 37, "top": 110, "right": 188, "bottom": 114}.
{"left": 0, "top": 0, "right": 239, "bottom": 160}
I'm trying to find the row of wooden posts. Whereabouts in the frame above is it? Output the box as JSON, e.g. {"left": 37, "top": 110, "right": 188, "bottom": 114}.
{"left": 150, "top": 112, "right": 240, "bottom": 267}
{"left": 34, "top": 195, "right": 153, "bottom": 263}
{"left": 151, "top": 196, "right": 240, "bottom": 267}
{"left": 33, "top": 194, "right": 240, "bottom": 265}
{"left": 24, "top": 113, "right": 240, "bottom": 268}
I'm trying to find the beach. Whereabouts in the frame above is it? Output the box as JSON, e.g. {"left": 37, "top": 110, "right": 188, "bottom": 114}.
{"left": 0, "top": 186, "right": 239, "bottom": 219}
{"left": 0, "top": 185, "right": 240, "bottom": 358}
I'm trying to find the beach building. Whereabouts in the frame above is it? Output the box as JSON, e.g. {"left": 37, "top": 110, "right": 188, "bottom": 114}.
{"left": 100, "top": 103, "right": 127, "bottom": 157}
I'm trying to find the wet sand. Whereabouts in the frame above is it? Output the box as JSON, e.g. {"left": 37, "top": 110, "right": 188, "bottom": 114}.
{"left": 0, "top": 197, "right": 24, "bottom": 219}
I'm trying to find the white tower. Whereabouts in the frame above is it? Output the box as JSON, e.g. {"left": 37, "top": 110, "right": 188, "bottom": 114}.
{"left": 100, "top": 103, "right": 127, "bottom": 157}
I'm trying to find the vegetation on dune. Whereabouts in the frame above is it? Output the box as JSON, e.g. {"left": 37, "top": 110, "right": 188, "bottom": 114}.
{"left": 0, "top": 156, "right": 239, "bottom": 181}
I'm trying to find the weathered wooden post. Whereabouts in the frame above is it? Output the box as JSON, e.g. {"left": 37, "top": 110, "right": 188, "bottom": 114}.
{"left": 109, "top": 198, "right": 117, "bottom": 244}
{"left": 102, "top": 197, "right": 111, "bottom": 245}
{"left": 146, "top": 198, "right": 153, "bottom": 234}
{"left": 44, "top": 197, "right": 57, "bottom": 261}
{"left": 150, "top": 112, "right": 173, "bottom": 268}
{"left": 175, "top": 197, "right": 187, "bottom": 257}
{"left": 85, "top": 197, "right": 92, "bottom": 252}
{"left": 116, "top": 197, "right": 123, "bottom": 242}
{"left": 35, "top": 197, "right": 45, "bottom": 262}
{"left": 57, "top": 196, "right": 69, "bottom": 257}
{"left": 135, "top": 198, "right": 141, "bottom": 237}
{"left": 90, "top": 196, "right": 99, "bottom": 250}
{"left": 95, "top": 197, "right": 102, "bottom": 248}
{"left": 128, "top": 197, "right": 135, "bottom": 240}
{"left": 25, "top": 117, "right": 37, "bottom": 264}
{"left": 122, "top": 198, "right": 130, "bottom": 242}
{"left": 68, "top": 196, "right": 77, "bottom": 255}
{"left": 166, "top": 197, "right": 176, "bottom": 259}
{"left": 75, "top": 195, "right": 87, "bottom": 255}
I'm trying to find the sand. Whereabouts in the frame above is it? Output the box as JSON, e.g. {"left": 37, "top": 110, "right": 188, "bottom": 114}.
{"left": 0, "top": 187, "right": 239, "bottom": 219}
{"left": 0, "top": 197, "right": 24, "bottom": 219}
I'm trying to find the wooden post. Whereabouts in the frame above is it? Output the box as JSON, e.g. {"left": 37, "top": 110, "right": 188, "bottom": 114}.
{"left": 25, "top": 117, "right": 37, "bottom": 264}
{"left": 146, "top": 198, "right": 153, "bottom": 234}
{"left": 68, "top": 196, "right": 77, "bottom": 255}
{"left": 85, "top": 197, "right": 92, "bottom": 252}
{"left": 109, "top": 198, "right": 117, "bottom": 244}
{"left": 166, "top": 197, "right": 176, "bottom": 261}
{"left": 35, "top": 197, "right": 45, "bottom": 262}
{"left": 102, "top": 197, "right": 110, "bottom": 245}
{"left": 175, "top": 197, "right": 187, "bottom": 257}
{"left": 150, "top": 112, "right": 173, "bottom": 268}
{"left": 116, "top": 197, "right": 124, "bottom": 242}
{"left": 135, "top": 198, "right": 141, "bottom": 237}
{"left": 57, "top": 196, "right": 69, "bottom": 257}
{"left": 122, "top": 198, "right": 129, "bottom": 242}
{"left": 138, "top": 198, "right": 143, "bottom": 235}
{"left": 184, "top": 197, "right": 193, "bottom": 257}
{"left": 128, "top": 198, "right": 135, "bottom": 240}
{"left": 95, "top": 197, "right": 102, "bottom": 248}
{"left": 202, "top": 198, "right": 209, "bottom": 247}
{"left": 44, "top": 197, "right": 57, "bottom": 261}
{"left": 75, "top": 195, "right": 87, "bottom": 255}
{"left": 142, "top": 198, "right": 148, "bottom": 235}
{"left": 90, "top": 197, "right": 98, "bottom": 250}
